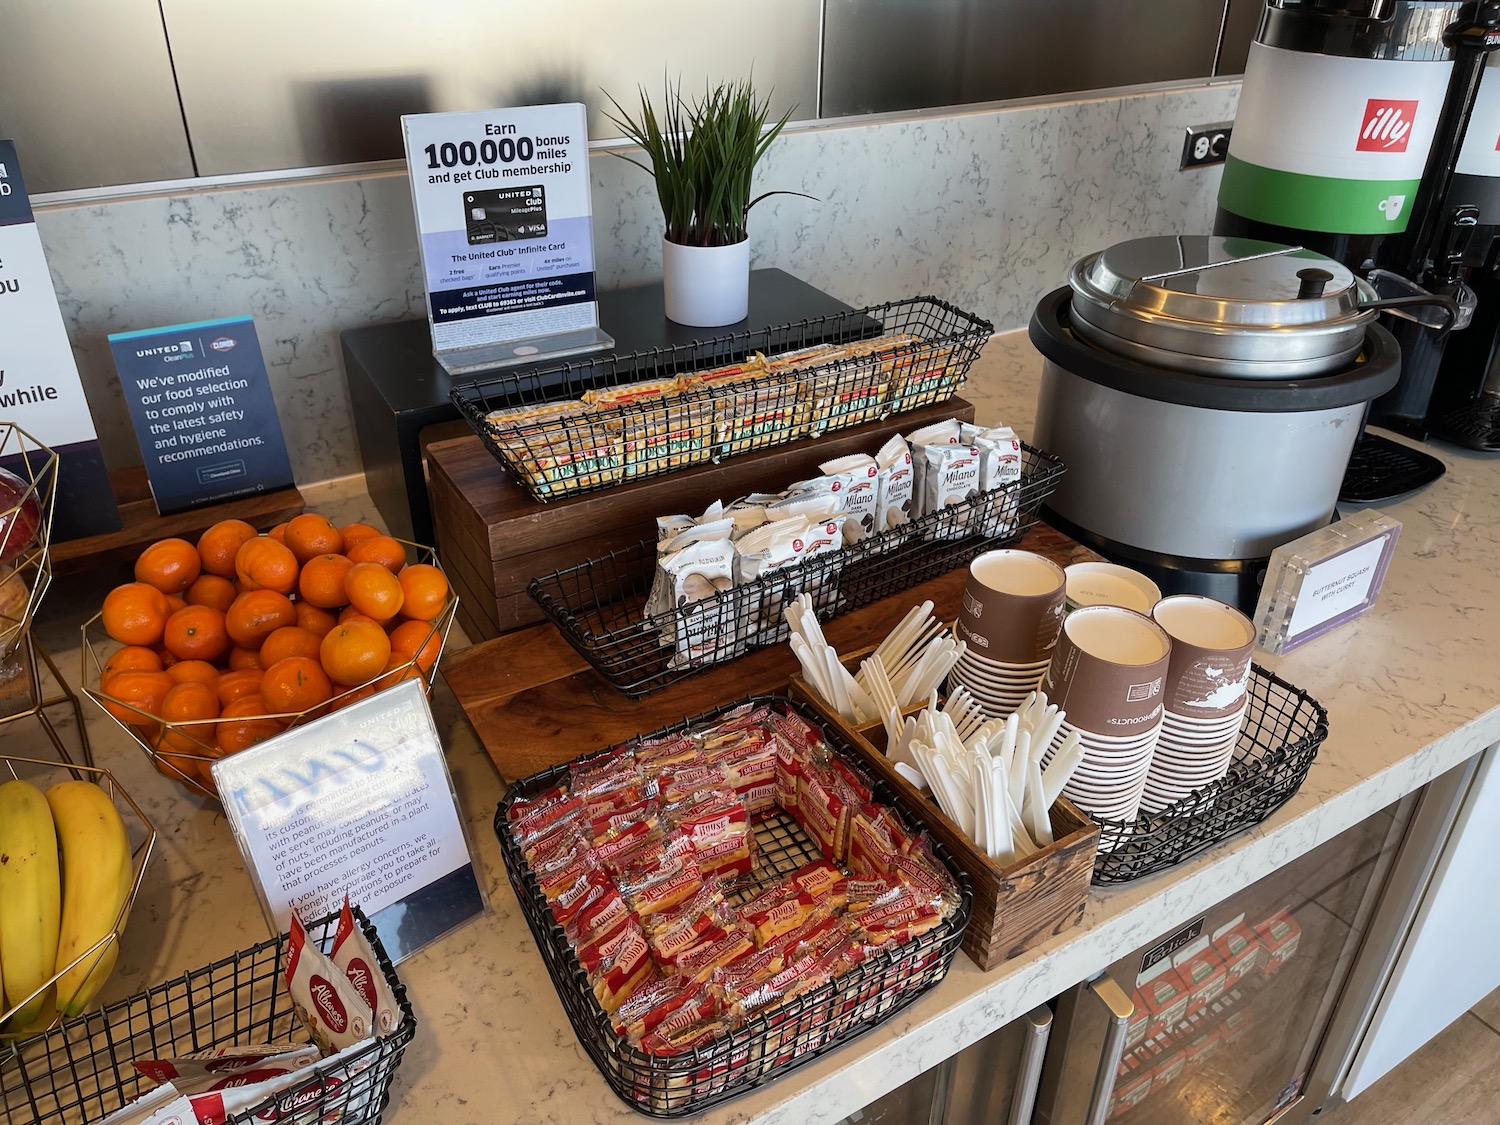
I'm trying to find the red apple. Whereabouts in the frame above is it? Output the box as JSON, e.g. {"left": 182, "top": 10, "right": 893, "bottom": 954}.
{"left": 0, "top": 466, "right": 42, "bottom": 566}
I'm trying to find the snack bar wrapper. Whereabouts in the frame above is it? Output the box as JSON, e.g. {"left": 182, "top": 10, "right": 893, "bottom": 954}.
{"left": 98, "top": 1082, "right": 186, "bottom": 1125}
{"left": 285, "top": 911, "right": 374, "bottom": 1054}
{"left": 331, "top": 896, "right": 405, "bottom": 1036}
{"left": 182, "top": 1036, "right": 375, "bottom": 1125}
{"left": 134, "top": 1045, "right": 322, "bottom": 1093}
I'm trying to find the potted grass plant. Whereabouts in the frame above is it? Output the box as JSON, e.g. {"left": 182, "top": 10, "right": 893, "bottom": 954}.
{"left": 605, "top": 78, "right": 806, "bottom": 327}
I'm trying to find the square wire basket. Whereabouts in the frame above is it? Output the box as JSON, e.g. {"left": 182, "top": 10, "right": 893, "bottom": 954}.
{"left": 527, "top": 444, "right": 1065, "bottom": 697}
{"left": 450, "top": 296, "right": 994, "bottom": 502}
{"left": 1, "top": 908, "right": 416, "bottom": 1125}
{"left": 493, "top": 695, "right": 974, "bottom": 1117}
{"left": 1088, "top": 666, "right": 1329, "bottom": 884}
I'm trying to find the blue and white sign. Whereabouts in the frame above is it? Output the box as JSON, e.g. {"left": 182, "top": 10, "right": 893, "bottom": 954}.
{"left": 401, "top": 103, "right": 612, "bottom": 373}
{"left": 0, "top": 140, "right": 122, "bottom": 540}
{"left": 107, "top": 316, "right": 294, "bottom": 514}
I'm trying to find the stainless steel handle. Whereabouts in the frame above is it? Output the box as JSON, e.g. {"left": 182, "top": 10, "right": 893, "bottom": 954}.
{"left": 1007, "top": 1004, "right": 1054, "bottom": 1125}
{"left": 1083, "top": 976, "right": 1135, "bottom": 1125}
{"left": 1136, "top": 243, "right": 1303, "bottom": 283}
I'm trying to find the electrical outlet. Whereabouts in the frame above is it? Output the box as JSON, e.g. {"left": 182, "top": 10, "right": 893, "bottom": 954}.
{"left": 1182, "top": 123, "right": 1233, "bottom": 169}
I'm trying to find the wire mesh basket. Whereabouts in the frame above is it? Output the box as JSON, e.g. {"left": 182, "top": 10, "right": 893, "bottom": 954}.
{"left": 0, "top": 756, "right": 156, "bottom": 1039}
{"left": 493, "top": 695, "right": 973, "bottom": 1117}
{"left": 0, "top": 907, "right": 416, "bottom": 1125}
{"left": 528, "top": 444, "right": 1065, "bottom": 697}
{"left": 79, "top": 540, "right": 457, "bottom": 803}
{"left": 451, "top": 296, "right": 994, "bottom": 502}
{"left": 1088, "top": 666, "right": 1329, "bottom": 884}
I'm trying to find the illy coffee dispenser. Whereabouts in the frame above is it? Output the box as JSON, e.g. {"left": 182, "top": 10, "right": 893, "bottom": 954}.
{"left": 1215, "top": 1, "right": 1500, "bottom": 500}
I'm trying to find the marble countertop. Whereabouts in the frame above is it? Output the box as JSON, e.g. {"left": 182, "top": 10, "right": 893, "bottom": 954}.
{"left": 25, "top": 330, "right": 1500, "bottom": 1125}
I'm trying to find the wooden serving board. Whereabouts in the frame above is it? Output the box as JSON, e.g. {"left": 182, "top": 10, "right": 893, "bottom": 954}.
{"left": 426, "top": 397, "right": 977, "bottom": 641}
{"left": 444, "top": 520, "right": 1100, "bottom": 784}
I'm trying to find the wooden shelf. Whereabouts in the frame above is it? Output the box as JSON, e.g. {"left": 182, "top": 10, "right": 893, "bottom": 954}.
{"left": 50, "top": 467, "right": 305, "bottom": 575}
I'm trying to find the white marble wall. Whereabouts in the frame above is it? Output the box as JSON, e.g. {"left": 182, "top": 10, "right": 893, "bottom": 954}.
{"left": 34, "top": 81, "right": 1239, "bottom": 486}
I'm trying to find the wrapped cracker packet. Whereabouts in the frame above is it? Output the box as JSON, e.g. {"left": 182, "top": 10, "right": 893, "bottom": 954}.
{"left": 285, "top": 911, "right": 373, "bottom": 1054}
{"left": 331, "top": 896, "right": 404, "bottom": 1036}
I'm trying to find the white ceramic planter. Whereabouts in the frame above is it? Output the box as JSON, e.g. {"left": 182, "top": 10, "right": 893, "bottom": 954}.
{"left": 661, "top": 236, "right": 751, "bottom": 327}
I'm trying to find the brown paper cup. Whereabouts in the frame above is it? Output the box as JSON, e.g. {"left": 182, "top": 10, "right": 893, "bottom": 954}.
{"left": 955, "top": 550, "right": 1066, "bottom": 663}
{"left": 1152, "top": 595, "right": 1255, "bottom": 719}
{"left": 1041, "top": 605, "right": 1171, "bottom": 736}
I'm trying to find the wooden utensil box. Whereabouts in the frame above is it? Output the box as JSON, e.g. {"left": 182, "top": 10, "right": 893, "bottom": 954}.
{"left": 789, "top": 677, "right": 1098, "bottom": 970}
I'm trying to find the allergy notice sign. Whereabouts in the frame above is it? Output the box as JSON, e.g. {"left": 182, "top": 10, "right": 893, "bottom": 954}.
{"left": 401, "top": 102, "right": 612, "bottom": 374}
{"left": 108, "top": 316, "right": 294, "bottom": 514}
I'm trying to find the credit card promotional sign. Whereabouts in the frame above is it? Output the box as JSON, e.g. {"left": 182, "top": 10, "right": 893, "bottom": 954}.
{"left": 0, "top": 140, "right": 122, "bottom": 540}
{"left": 107, "top": 316, "right": 295, "bottom": 514}
{"left": 401, "top": 103, "right": 612, "bottom": 373}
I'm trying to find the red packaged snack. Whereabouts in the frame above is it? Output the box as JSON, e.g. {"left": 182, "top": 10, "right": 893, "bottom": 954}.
{"left": 594, "top": 821, "right": 662, "bottom": 873}
{"left": 565, "top": 879, "right": 632, "bottom": 948}
{"left": 626, "top": 983, "right": 722, "bottom": 1050}
{"left": 507, "top": 783, "right": 571, "bottom": 823}
{"left": 1211, "top": 916, "right": 1262, "bottom": 986}
{"left": 589, "top": 797, "right": 659, "bottom": 842}
{"left": 512, "top": 792, "right": 586, "bottom": 847}
{"left": 635, "top": 1014, "right": 733, "bottom": 1058}
{"left": 613, "top": 974, "right": 695, "bottom": 1038}
{"left": 284, "top": 912, "right": 372, "bottom": 1054}
{"left": 699, "top": 701, "right": 772, "bottom": 741}
{"left": 743, "top": 890, "right": 819, "bottom": 947}
{"left": 550, "top": 866, "right": 617, "bottom": 929}
{"left": 644, "top": 884, "right": 738, "bottom": 966}
{"left": 847, "top": 804, "right": 901, "bottom": 878}
{"left": 330, "top": 897, "right": 403, "bottom": 1036}
{"left": 1253, "top": 910, "right": 1302, "bottom": 976}
{"left": 1136, "top": 960, "right": 1192, "bottom": 1039}
{"left": 670, "top": 794, "right": 754, "bottom": 878}
{"left": 636, "top": 734, "right": 701, "bottom": 772}
{"left": 774, "top": 735, "right": 804, "bottom": 813}
{"left": 831, "top": 757, "right": 873, "bottom": 806}
{"left": 848, "top": 885, "right": 939, "bottom": 944}
{"left": 579, "top": 917, "right": 647, "bottom": 976}
{"left": 658, "top": 763, "right": 730, "bottom": 805}
{"left": 569, "top": 745, "right": 636, "bottom": 789}
{"left": 522, "top": 818, "right": 589, "bottom": 868}
{"left": 586, "top": 922, "right": 656, "bottom": 1014}
{"left": 709, "top": 946, "right": 784, "bottom": 1007}
{"left": 766, "top": 910, "right": 846, "bottom": 966}
{"left": 619, "top": 854, "right": 705, "bottom": 918}
{"left": 536, "top": 841, "right": 600, "bottom": 901}
{"left": 791, "top": 860, "right": 848, "bottom": 908}
{"left": 674, "top": 928, "right": 757, "bottom": 983}
{"left": 797, "top": 764, "right": 850, "bottom": 861}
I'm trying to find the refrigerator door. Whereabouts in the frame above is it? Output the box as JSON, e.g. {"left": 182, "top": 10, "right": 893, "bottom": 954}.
{"left": 1034, "top": 975, "right": 1136, "bottom": 1125}
{"left": 1039, "top": 800, "right": 1410, "bottom": 1125}
{"left": 942, "top": 1005, "right": 1053, "bottom": 1125}
{"left": 840, "top": 1004, "right": 1057, "bottom": 1125}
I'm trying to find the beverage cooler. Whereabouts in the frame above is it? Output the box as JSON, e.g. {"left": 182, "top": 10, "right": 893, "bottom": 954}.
{"left": 844, "top": 797, "right": 1414, "bottom": 1125}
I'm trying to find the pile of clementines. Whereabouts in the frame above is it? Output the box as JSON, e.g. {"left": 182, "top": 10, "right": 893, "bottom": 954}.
{"left": 93, "top": 513, "right": 451, "bottom": 793}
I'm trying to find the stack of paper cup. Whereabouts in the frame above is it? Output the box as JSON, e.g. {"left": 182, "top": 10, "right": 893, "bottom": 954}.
{"left": 1063, "top": 562, "right": 1162, "bottom": 614}
{"left": 1040, "top": 605, "right": 1172, "bottom": 824}
{"left": 1141, "top": 595, "right": 1256, "bottom": 814}
{"left": 949, "top": 550, "right": 1066, "bottom": 718}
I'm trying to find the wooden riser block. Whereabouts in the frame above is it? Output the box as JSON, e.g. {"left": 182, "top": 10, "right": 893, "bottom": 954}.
{"left": 426, "top": 398, "right": 978, "bottom": 642}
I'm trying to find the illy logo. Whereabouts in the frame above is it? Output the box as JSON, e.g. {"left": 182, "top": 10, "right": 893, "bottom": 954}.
{"left": 1358, "top": 99, "right": 1418, "bottom": 152}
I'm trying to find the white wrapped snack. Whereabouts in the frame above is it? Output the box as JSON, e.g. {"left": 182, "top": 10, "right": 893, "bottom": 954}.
{"left": 921, "top": 443, "right": 983, "bottom": 540}
{"left": 817, "top": 454, "right": 880, "bottom": 543}
{"left": 331, "top": 897, "right": 404, "bottom": 1037}
{"left": 99, "top": 1083, "right": 185, "bottom": 1125}
{"left": 764, "top": 490, "right": 846, "bottom": 522}
{"left": 180, "top": 1036, "right": 376, "bottom": 1125}
{"left": 660, "top": 539, "right": 740, "bottom": 669}
{"left": 649, "top": 518, "right": 739, "bottom": 624}
{"left": 800, "top": 515, "right": 848, "bottom": 610}
{"left": 284, "top": 912, "right": 372, "bottom": 1055}
{"left": 966, "top": 425, "right": 1024, "bottom": 537}
{"left": 735, "top": 517, "right": 811, "bottom": 644}
{"left": 657, "top": 514, "right": 696, "bottom": 542}
{"left": 905, "top": 419, "right": 964, "bottom": 446}
{"left": 875, "top": 435, "right": 915, "bottom": 532}
{"left": 905, "top": 419, "right": 962, "bottom": 518}
{"left": 135, "top": 1045, "right": 322, "bottom": 1092}
{"left": 725, "top": 505, "right": 769, "bottom": 540}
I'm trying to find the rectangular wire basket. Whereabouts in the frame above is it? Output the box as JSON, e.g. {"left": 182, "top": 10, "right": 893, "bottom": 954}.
{"left": 450, "top": 296, "right": 994, "bottom": 502}
{"left": 527, "top": 444, "right": 1065, "bottom": 697}
{"left": 493, "top": 695, "right": 973, "bottom": 1117}
{"left": 1, "top": 908, "right": 416, "bottom": 1125}
{"left": 1089, "top": 666, "right": 1329, "bottom": 884}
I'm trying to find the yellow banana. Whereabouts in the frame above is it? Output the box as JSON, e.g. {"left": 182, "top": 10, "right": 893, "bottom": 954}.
{"left": 47, "top": 780, "right": 133, "bottom": 1018}
{"left": 0, "top": 778, "right": 60, "bottom": 1030}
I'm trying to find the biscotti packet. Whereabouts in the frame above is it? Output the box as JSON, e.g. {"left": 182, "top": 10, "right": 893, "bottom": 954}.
{"left": 819, "top": 453, "right": 881, "bottom": 543}
{"left": 284, "top": 911, "right": 373, "bottom": 1054}
{"left": 875, "top": 435, "right": 915, "bottom": 531}
{"left": 659, "top": 539, "right": 740, "bottom": 669}
{"left": 921, "top": 443, "right": 983, "bottom": 540}
{"left": 331, "top": 896, "right": 404, "bottom": 1036}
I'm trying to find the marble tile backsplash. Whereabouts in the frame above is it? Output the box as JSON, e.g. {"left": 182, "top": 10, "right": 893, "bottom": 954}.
{"left": 34, "top": 81, "right": 1239, "bottom": 485}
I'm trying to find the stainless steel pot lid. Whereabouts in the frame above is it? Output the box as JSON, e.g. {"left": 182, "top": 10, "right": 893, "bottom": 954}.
{"left": 1068, "top": 235, "right": 1380, "bottom": 377}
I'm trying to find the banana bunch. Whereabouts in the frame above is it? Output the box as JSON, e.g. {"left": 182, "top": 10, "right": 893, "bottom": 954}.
{"left": 0, "top": 777, "right": 133, "bottom": 1031}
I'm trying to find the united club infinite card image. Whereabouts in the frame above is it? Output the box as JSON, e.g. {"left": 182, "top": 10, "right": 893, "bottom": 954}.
{"left": 464, "top": 185, "right": 547, "bottom": 244}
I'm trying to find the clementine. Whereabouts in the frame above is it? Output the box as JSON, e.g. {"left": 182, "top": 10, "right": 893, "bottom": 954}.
{"left": 217, "top": 695, "right": 284, "bottom": 754}
{"left": 227, "top": 647, "right": 265, "bottom": 672}
{"left": 345, "top": 562, "right": 403, "bottom": 622}
{"left": 159, "top": 681, "right": 220, "bottom": 752}
{"left": 234, "top": 536, "right": 299, "bottom": 596}
{"left": 345, "top": 534, "right": 407, "bottom": 574}
{"left": 101, "top": 583, "right": 172, "bottom": 647}
{"left": 216, "top": 668, "right": 264, "bottom": 706}
{"left": 259, "top": 625, "right": 321, "bottom": 666}
{"left": 163, "top": 605, "right": 230, "bottom": 663}
{"left": 339, "top": 522, "right": 381, "bottom": 549}
{"left": 225, "top": 589, "right": 297, "bottom": 648}
{"left": 184, "top": 574, "right": 237, "bottom": 613}
{"left": 197, "top": 519, "right": 258, "bottom": 578}
{"left": 165, "top": 659, "right": 220, "bottom": 686}
{"left": 284, "top": 513, "right": 343, "bottom": 564}
{"left": 388, "top": 619, "right": 442, "bottom": 677}
{"left": 319, "top": 620, "right": 390, "bottom": 687}
{"left": 295, "top": 601, "right": 339, "bottom": 638}
{"left": 100, "top": 670, "right": 173, "bottom": 734}
{"left": 101, "top": 645, "right": 163, "bottom": 681}
{"left": 134, "top": 538, "right": 202, "bottom": 595}
{"left": 261, "top": 656, "right": 333, "bottom": 715}
{"left": 297, "top": 553, "right": 354, "bottom": 609}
